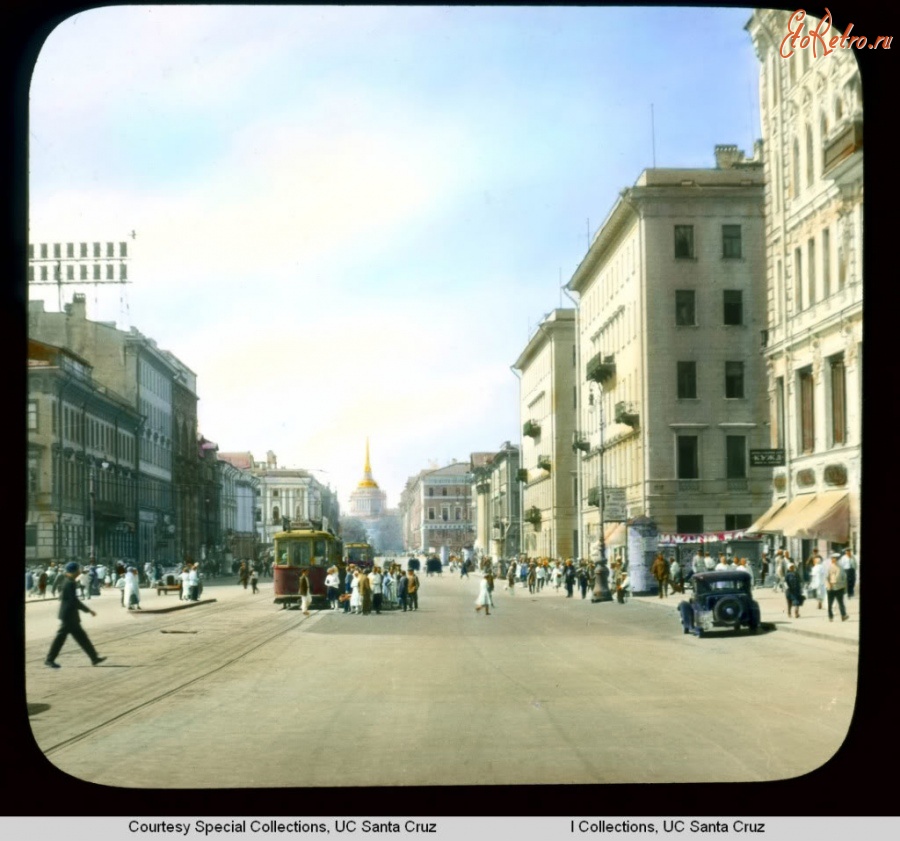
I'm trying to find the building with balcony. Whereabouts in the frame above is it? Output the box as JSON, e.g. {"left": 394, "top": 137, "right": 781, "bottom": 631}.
{"left": 469, "top": 443, "right": 522, "bottom": 560}
{"left": 566, "top": 145, "right": 772, "bottom": 558}
{"left": 512, "top": 309, "right": 579, "bottom": 559}
{"left": 745, "top": 10, "right": 862, "bottom": 556}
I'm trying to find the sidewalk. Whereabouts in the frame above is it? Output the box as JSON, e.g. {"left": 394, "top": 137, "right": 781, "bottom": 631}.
{"left": 630, "top": 583, "right": 860, "bottom": 645}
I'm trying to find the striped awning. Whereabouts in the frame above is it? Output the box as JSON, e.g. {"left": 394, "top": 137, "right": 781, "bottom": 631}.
{"left": 756, "top": 494, "right": 817, "bottom": 534}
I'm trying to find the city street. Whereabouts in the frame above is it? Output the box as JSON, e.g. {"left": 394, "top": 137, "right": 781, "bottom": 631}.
{"left": 25, "top": 572, "right": 857, "bottom": 788}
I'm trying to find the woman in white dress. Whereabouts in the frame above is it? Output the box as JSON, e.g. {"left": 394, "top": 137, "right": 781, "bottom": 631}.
{"left": 475, "top": 572, "right": 494, "bottom": 616}
{"left": 349, "top": 570, "right": 362, "bottom": 614}
{"left": 124, "top": 567, "right": 141, "bottom": 610}
{"left": 807, "top": 556, "right": 826, "bottom": 610}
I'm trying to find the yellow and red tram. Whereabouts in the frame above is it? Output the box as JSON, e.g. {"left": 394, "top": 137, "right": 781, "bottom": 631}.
{"left": 344, "top": 541, "right": 374, "bottom": 570}
{"left": 272, "top": 528, "right": 342, "bottom": 609}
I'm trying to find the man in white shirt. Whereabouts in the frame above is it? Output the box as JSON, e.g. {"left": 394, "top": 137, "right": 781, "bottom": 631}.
{"left": 840, "top": 548, "right": 858, "bottom": 598}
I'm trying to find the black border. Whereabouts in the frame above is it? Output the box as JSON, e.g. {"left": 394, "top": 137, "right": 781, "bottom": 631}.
{"left": 6, "top": 0, "right": 892, "bottom": 822}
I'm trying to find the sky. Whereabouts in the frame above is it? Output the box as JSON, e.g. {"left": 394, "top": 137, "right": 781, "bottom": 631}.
{"left": 27, "top": 4, "right": 763, "bottom": 509}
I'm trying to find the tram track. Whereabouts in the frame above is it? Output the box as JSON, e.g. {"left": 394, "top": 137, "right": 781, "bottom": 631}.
{"left": 30, "top": 599, "right": 321, "bottom": 757}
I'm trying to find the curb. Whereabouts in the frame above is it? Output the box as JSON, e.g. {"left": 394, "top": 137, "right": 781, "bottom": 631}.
{"left": 126, "top": 598, "right": 218, "bottom": 615}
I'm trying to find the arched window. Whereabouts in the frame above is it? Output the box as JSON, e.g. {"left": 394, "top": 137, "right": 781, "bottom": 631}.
{"left": 272, "top": 505, "right": 280, "bottom": 525}
{"left": 791, "top": 138, "right": 800, "bottom": 198}
{"left": 805, "top": 124, "right": 814, "bottom": 186}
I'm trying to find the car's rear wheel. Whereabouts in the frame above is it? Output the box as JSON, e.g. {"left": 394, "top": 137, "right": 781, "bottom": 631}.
{"left": 714, "top": 596, "right": 743, "bottom": 625}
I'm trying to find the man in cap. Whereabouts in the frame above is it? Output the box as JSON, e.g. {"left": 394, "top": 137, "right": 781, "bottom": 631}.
{"left": 825, "top": 553, "right": 849, "bottom": 622}
{"left": 45, "top": 562, "right": 106, "bottom": 668}
{"left": 840, "top": 548, "right": 859, "bottom": 598}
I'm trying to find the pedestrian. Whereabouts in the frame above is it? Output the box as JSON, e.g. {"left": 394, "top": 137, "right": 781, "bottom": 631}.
{"left": 563, "top": 559, "right": 576, "bottom": 598}
{"left": 249, "top": 565, "right": 259, "bottom": 594}
{"left": 397, "top": 567, "right": 409, "bottom": 612}
{"left": 382, "top": 565, "right": 394, "bottom": 607}
{"left": 703, "top": 551, "right": 716, "bottom": 571}
{"left": 241, "top": 561, "right": 251, "bottom": 589}
{"left": 825, "top": 553, "right": 849, "bottom": 622}
{"left": 77, "top": 566, "right": 90, "bottom": 599}
{"left": 840, "top": 548, "right": 858, "bottom": 598}
{"left": 44, "top": 562, "right": 107, "bottom": 668}
{"left": 759, "top": 550, "right": 769, "bottom": 587}
{"left": 784, "top": 562, "right": 803, "bottom": 619}
{"left": 773, "top": 550, "right": 786, "bottom": 592}
{"left": 406, "top": 569, "right": 420, "bottom": 611}
{"left": 180, "top": 564, "right": 191, "bottom": 601}
{"left": 325, "top": 566, "right": 340, "bottom": 610}
{"left": 577, "top": 564, "right": 589, "bottom": 599}
{"left": 651, "top": 553, "right": 669, "bottom": 599}
{"left": 528, "top": 563, "right": 537, "bottom": 594}
{"left": 506, "top": 561, "right": 516, "bottom": 595}
{"left": 25, "top": 569, "right": 34, "bottom": 598}
{"left": 460, "top": 557, "right": 469, "bottom": 578}
{"left": 536, "top": 561, "right": 546, "bottom": 591}
{"left": 807, "top": 555, "right": 826, "bottom": 610}
{"left": 614, "top": 564, "right": 630, "bottom": 604}
{"left": 37, "top": 568, "right": 48, "bottom": 599}
{"left": 669, "top": 557, "right": 683, "bottom": 594}
{"left": 349, "top": 569, "right": 361, "bottom": 614}
{"left": 359, "top": 569, "right": 373, "bottom": 615}
{"left": 298, "top": 568, "right": 311, "bottom": 615}
{"left": 475, "top": 572, "right": 494, "bottom": 615}
{"left": 188, "top": 563, "right": 201, "bottom": 601}
{"left": 370, "top": 566, "right": 383, "bottom": 614}
{"left": 124, "top": 567, "right": 142, "bottom": 610}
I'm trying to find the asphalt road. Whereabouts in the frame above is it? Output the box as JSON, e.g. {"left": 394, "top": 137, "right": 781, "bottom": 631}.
{"left": 25, "top": 573, "right": 857, "bottom": 788}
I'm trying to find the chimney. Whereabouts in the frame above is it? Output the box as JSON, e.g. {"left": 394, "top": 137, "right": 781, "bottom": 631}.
{"left": 714, "top": 144, "right": 743, "bottom": 170}
{"left": 65, "top": 293, "right": 88, "bottom": 320}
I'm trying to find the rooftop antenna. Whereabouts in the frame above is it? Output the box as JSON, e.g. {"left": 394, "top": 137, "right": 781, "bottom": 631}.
{"left": 651, "top": 103, "right": 656, "bottom": 168}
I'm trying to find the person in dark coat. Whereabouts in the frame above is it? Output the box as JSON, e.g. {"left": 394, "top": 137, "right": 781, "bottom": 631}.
{"left": 45, "top": 562, "right": 106, "bottom": 668}
{"left": 784, "top": 562, "right": 804, "bottom": 619}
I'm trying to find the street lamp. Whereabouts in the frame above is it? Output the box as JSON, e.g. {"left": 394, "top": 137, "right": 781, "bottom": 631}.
{"left": 591, "top": 384, "right": 612, "bottom": 603}
{"left": 89, "top": 459, "right": 110, "bottom": 565}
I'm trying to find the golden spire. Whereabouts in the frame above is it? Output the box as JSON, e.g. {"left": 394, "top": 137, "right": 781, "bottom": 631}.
{"left": 358, "top": 437, "right": 379, "bottom": 488}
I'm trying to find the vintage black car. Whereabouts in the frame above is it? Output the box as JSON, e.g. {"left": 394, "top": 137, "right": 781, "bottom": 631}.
{"left": 678, "top": 571, "right": 760, "bottom": 636}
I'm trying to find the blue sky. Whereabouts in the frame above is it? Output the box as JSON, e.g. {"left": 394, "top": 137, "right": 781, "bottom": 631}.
{"left": 28, "top": 5, "right": 762, "bottom": 508}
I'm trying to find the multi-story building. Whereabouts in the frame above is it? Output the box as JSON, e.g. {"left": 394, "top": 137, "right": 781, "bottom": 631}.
{"left": 512, "top": 309, "right": 579, "bottom": 559}
{"left": 217, "top": 452, "right": 260, "bottom": 562}
{"left": 164, "top": 351, "right": 201, "bottom": 565}
{"left": 27, "top": 338, "right": 142, "bottom": 566}
{"left": 745, "top": 10, "right": 862, "bottom": 556}
{"left": 470, "top": 443, "right": 522, "bottom": 560}
{"left": 252, "top": 451, "right": 340, "bottom": 546}
{"left": 565, "top": 145, "right": 772, "bottom": 562}
{"left": 29, "top": 295, "right": 181, "bottom": 567}
{"left": 398, "top": 462, "right": 474, "bottom": 555}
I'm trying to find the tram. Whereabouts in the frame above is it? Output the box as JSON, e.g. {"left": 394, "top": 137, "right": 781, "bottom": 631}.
{"left": 272, "top": 527, "right": 342, "bottom": 609}
{"left": 344, "top": 541, "right": 374, "bottom": 570}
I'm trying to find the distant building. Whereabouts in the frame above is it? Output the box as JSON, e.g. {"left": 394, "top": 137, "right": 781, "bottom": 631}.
{"left": 217, "top": 452, "right": 260, "bottom": 562}
{"left": 398, "top": 461, "right": 475, "bottom": 555}
{"left": 745, "top": 10, "right": 862, "bottom": 555}
{"left": 348, "top": 438, "right": 388, "bottom": 518}
{"left": 470, "top": 443, "right": 521, "bottom": 560}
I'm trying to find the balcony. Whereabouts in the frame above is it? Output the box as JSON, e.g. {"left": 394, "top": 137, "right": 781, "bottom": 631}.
{"left": 523, "top": 420, "right": 541, "bottom": 439}
{"left": 614, "top": 401, "right": 639, "bottom": 428}
{"left": 587, "top": 486, "right": 600, "bottom": 507}
{"left": 823, "top": 119, "right": 862, "bottom": 176}
{"left": 537, "top": 455, "right": 551, "bottom": 472}
{"left": 572, "top": 433, "right": 590, "bottom": 453}
{"left": 525, "top": 506, "right": 542, "bottom": 527}
{"left": 586, "top": 352, "right": 616, "bottom": 384}
{"left": 516, "top": 468, "right": 529, "bottom": 483}
{"left": 476, "top": 481, "right": 490, "bottom": 494}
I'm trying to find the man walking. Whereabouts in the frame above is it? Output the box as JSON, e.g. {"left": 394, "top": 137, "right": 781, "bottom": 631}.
{"left": 825, "top": 553, "right": 849, "bottom": 622}
{"left": 840, "top": 548, "right": 858, "bottom": 599}
{"left": 651, "top": 553, "right": 669, "bottom": 599}
{"left": 45, "top": 562, "right": 107, "bottom": 668}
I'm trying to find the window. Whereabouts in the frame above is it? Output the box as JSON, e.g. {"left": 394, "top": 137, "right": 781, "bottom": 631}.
{"left": 272, "top": 489, "right": 279, "bottom": 497}
{"left": 441, "top": 508, "right": 449, "bottom": 522}
{"left": 27, "top": 400, "right": 38, "bottom": 431}
{"left": 722, "top": 225, "right": 742, "bottom": 258}
{"left": 80, "top": 264, "right": 88, "bottom": 280}
{"left": 107, "top": 242, "right": 115, "bottom": 258}
{"left": 677, "top": 361, "right": 697, "bottom": 399}
{"left": 677, "top": 436, "right": 699, "bottom": 479}
{"left": 725, "top": 514, "right": 752, "bottom": 531}
{"left": 822, "top": 228, "right": 831, "bottom": 298}
{"left": 272, "top": 505, "right": 280, "bottom": 524}
{"left": 799, "top": 368, "right": 815, "bottom": 453}
{"left": 791, "top": 139, "right": 800, "bottom": 198}
{"left": 794, "top": 248, "right": 803, "bottom": 310}
{"left": 830, "top": 354, "right": 847, "bottom": 445}
{"left": 774, "top": 377, "right": 785, "bottom": 449}
{"left": 676, "top": 515, "right": 704, "bottom": 534}
{"left": 674, "top": 225, "right": 694, "bottom": 258}
{"left": 53, "top": 243, "right": 61, "bottom": 258}
{"left": 427, "top": 488, "right": 433, "bottom": 496}
{"left": 80, "top": 242, "right": 88, "bottom": 258}
{"left": 725, "top": 361, "right": 745, "bottom": 398}
{"left": 806, "top": 124, "right": 814, "bottom": 186}
{"left": 807, "top": 238, "right": 816, "bottom": 307}
{"left": 106, "top": 263, "right": 115, "bottom": 280}
{"left": 726, "top": 436, "right": 747, "bottom": 478}
{"left": 441, "top": 488, "right": 447, "bottom": 496}
{"left": 93, "top": 242, "right": 101, "bottom": 258}
{"left": 455, "top": 507, "right": 461, "bottom": 520}
{"left": 93, "top": 263, "right": 101, "bottom": 280}
{"left": 723, "top": 290, "right": 743, "bottom": 325}
{"left": 675, "top": 290, "right": 696, "bottom": 325}
{"left": 428, "top": 507, "right": 435, "bottom": 520}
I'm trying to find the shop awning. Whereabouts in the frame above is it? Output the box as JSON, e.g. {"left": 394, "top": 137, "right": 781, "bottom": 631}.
{"left": 788, "top": 491, "right": 850, "bottom": 543}
{"left": 604, "top": 522, "right": 626, "bottom": 547}
{"left": 745, "top": 500, "right": 787, "bottom": 535}
{"left": 757, "top": 494, "right": 817, "bottom": 534}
